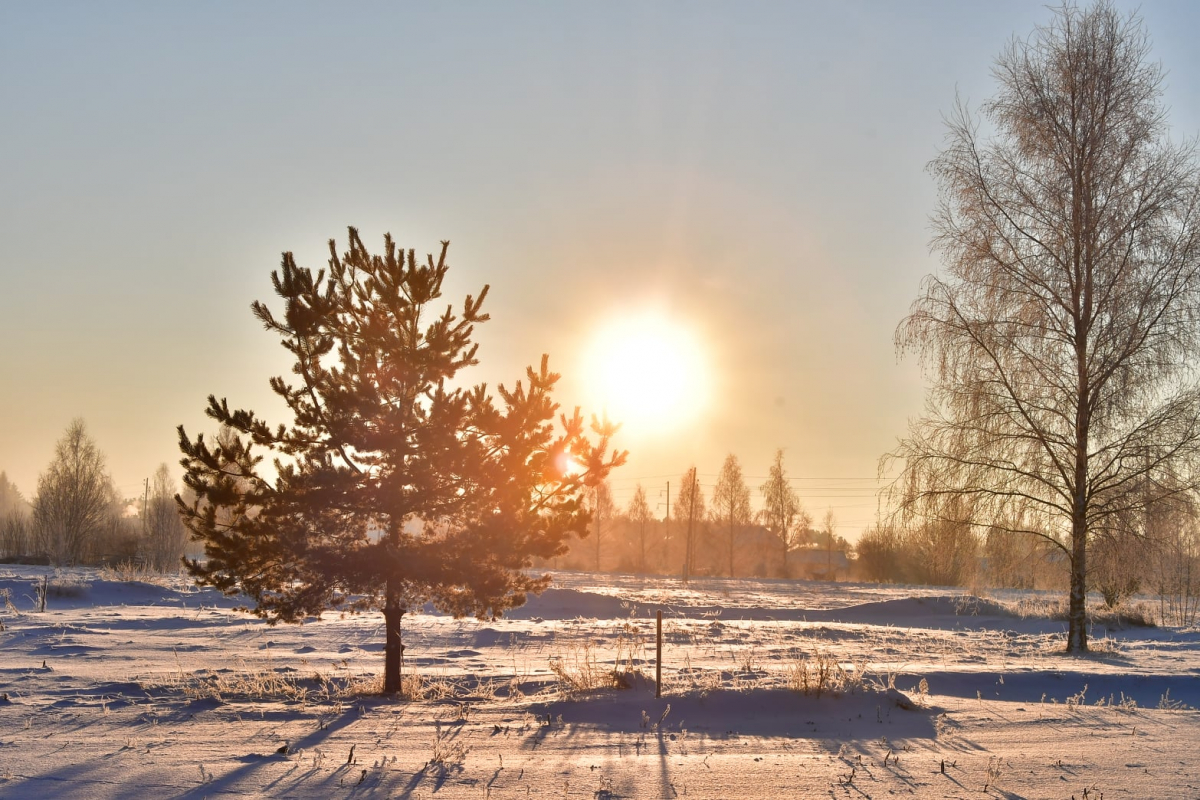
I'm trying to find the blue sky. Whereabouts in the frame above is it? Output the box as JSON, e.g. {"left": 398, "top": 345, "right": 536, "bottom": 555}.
{"left": 3, "top": 1, "right": 1199, "bottom": 535}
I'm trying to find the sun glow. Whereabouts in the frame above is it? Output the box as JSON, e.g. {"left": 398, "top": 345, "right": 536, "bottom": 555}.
{"left": 554, "top": 450, "right": 585, "bottom": 478}
{"left": 583, "top": 312, "right": 709, "bottom": 435}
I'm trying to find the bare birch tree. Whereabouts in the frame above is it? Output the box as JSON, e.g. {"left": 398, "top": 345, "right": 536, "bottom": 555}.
{"left": 759, "top": 449, "right": 809, "bottom": 577}
{"left": 144, "top": 464, "right": 187, "bottom": 572}
{"left": 711, "top": 454, "right": 751, "bottom": 578}
{"left": 626, "top": 484, "right": 654, "bottom": 574}
{"left": 886, "top": 2, "right": 1200, "bottom": 651}
{"left": 675, "top": 467, "right": 704, "bottom": 583}
{"left": 590, "top": 481, "right": 615, "bottom": 572}
{"left": 33, "top": 419, "right": 117, "bottom": 565}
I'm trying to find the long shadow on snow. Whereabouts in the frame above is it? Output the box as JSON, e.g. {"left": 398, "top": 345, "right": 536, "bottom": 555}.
{"left": 174, "top": 702, "right": 369, "bottom": 799}
{"left": 911, "top": 668, "right": 1200, "bottom": 708}
{"left": 0, "top": 577, "right": 246, "bottom": 612}
{"left": 15, "top": 757, "right": 197, "bottom": 799}
{"left": 504, "top": 589, "right": 1067, "bottom": 632}
{"left": 523, "top": 686, "right": 937, "bottom": 740}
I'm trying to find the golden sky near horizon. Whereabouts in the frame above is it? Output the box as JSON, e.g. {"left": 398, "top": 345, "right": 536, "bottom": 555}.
{"left": 3, "top": 1, "right": 1199, "bottom": 539}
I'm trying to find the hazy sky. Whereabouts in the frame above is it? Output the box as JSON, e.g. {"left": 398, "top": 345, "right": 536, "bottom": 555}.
{"left": 4, "top": 1, "right": 1199, "bottom": 538}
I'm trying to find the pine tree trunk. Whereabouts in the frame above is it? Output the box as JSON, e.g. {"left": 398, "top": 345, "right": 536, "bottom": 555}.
{"left": 1067, "top": 515, "right": 1088, "bottom": 652}
{"left": 383, "top": 583, "right": 406, "bottom": 694}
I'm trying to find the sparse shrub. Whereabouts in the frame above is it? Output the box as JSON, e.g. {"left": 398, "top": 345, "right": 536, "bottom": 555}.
{"left": 732, "top": 646, "right": 760, "bottom": 674}
{"left": 548, "top": 639, "right": 644, "bottom": 694}
{"left": 0, "top": 514, "right": 30, "bottom": 560}
{"left": 0, "top": 588, "right": 16, "bottom": 615}
{"left": 982, "top": 529, "right": 1067, "bottom": 591}
{"left": 1146, "top": 503, "right": 1200, "bottom": 627}
{"left": 1090, "top": 530, "right": 1144, "bottom": 609}
{"left": 854, "top": 525, "right": 906, "bottom": 583}
{"left": 904, "top": 518, "right": 979, "bottom": 587}
{"left": 45, "top": 574, "right": 90, "bottom": 599}
{"left": 425, "top": 719, "right": 470, "bottom": 772}
{"left": 1091, "top": 602, "right": 1156, "bottom": 630}
{"left": 1157, "top": 689, "right": 1192, "bottom": 710}
{"left": 783, "top": 648, "right": 864, "bottom": 698}
{"left": 101, "top": 560, "right": 152, "bottom": 583}
{"left": 1094, "top": 692, "right": 1137, "bottom": 711}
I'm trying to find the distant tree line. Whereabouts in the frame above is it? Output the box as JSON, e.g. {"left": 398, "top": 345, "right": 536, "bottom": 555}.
{"left": 857, "top": 497, "right": 1200, "bottom": 627}
{"left": 0, "top": 419, "right": 189, "bottom": 570}
{"left": 551, "top": 451, "right": 852, "bottom": 582}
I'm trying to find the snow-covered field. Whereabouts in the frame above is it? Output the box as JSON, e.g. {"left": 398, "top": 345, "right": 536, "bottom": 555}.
{"left": 2, "top": 567, "right": 1199, "bottom": 799}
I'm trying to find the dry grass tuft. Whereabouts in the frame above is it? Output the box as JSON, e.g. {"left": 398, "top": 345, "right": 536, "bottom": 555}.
{"left": 44, "top": 574, "right": 90, "bottom": 599}
{"left": 548, "top": 635, "right": 650, "bottom": 695}
{"left": 783, "top": 648, "right": 866, "bottom": 698}
{"left": 140, "top": 659, "right": 382, "bottom": 703}
{"left": 0, "top": 588, "right": 18, "bottom": 616}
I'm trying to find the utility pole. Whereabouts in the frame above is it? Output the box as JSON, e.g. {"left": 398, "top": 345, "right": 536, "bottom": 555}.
{"left": 142, "top": 477, "right": 149, "bottom": 538}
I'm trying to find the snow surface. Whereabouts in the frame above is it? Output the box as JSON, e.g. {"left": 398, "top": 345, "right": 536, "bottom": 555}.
{"left": 1, "top": 567, "right": 1199, "bottom": 798}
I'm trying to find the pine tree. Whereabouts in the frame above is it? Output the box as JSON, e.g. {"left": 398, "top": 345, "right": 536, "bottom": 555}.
{"left": 178, "top": 228, "right": 624, "bottom": 694}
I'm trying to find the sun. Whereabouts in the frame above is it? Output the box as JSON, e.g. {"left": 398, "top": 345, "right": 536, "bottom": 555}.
{"left": 583, "top": 312, "right": 709, "bottom": 434}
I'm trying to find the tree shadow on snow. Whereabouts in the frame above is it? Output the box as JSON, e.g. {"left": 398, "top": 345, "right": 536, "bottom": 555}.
{"left": 524, "top": 686, "right": 938, "bottom": 740}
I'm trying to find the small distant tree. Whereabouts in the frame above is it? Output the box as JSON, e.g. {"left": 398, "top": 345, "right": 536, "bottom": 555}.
{"left": 675, "top": 467, "right": 705, "bottom": 582}
{"left": 711, "top": 454, "right": 751, "bottom": 578}
{"left": 144, "top": 464, "right": 187, "bottom": 572}
{"left": 905, "top": 516, "right": 979, "bottom": 587}
{"left": 980, "top": 526, "right": 1052, "bottom": 589}
{"left": 626, "top": 484, "right": 654, "bottom": 573}
{"left": 854, "top": 524, "right": 905, "bottom": 583}
{"left": 759, "top": 450, "right": 809, "bottom": 577}
{"left": 0, "top": 472, "right": 31, "bottom": 559}
{"left": 33, "top": 420, "right": 117, "bottom": 565}
{"left": 1089, "top": 530, "right": 1142, "bottom": 608}
{"left": 1145, "top": 496, "right": 1200, "bottom": 626}
{"left": 0, "top": 472, "right": 28, "bottom": 520}
{"left": 590, "top": 481, "right": 616, "bottom": 572}
{"left": 178, "top": 228, "right": 623, "bottom": 694}
{"left": 820, "top": 509, "right": 842, "bottom": 580}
